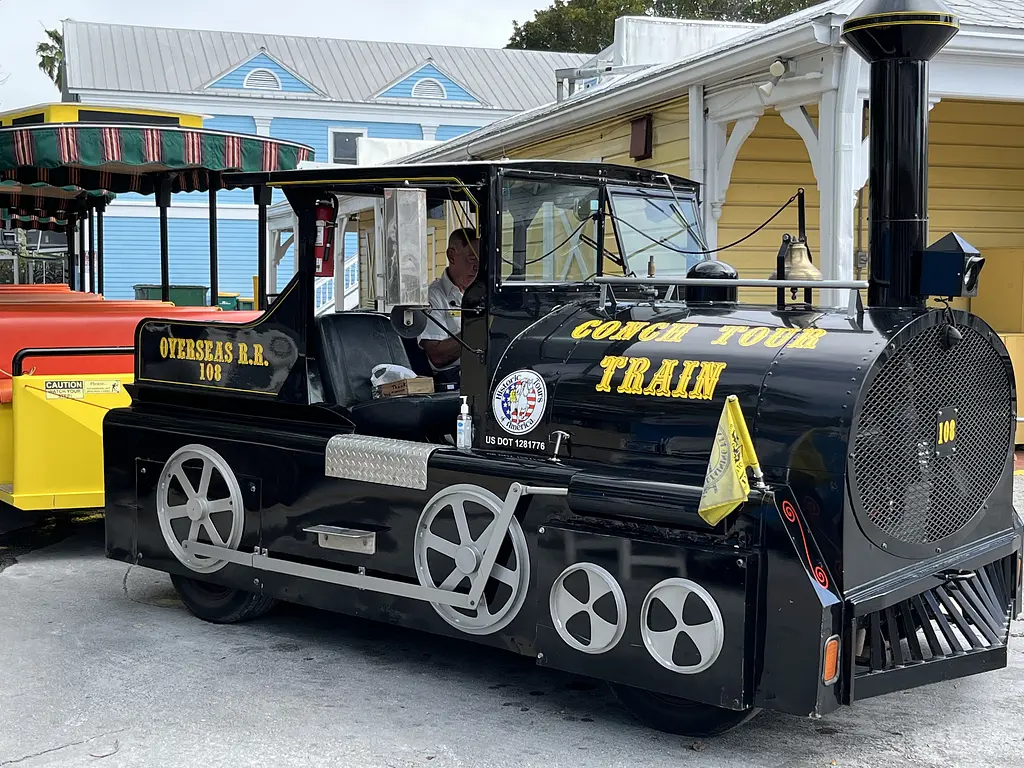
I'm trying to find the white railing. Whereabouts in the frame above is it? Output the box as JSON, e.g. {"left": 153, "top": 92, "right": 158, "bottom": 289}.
{"left": 314, "top": 277, "right": 335, "bottom": 315}
{"left": 314, "top": 257, "right": 360, "bottom": 316}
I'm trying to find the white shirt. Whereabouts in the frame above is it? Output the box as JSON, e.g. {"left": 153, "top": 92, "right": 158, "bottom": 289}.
{"left": 417, "top": 269, "right": 463, "bottom": 371}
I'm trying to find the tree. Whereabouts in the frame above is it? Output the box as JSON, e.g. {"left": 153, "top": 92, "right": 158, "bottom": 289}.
{"left": 507, "top": 0, "right": 822, "bottom": 52}
{"left": 36, "top": 26, "right": 64, "bottom": 91}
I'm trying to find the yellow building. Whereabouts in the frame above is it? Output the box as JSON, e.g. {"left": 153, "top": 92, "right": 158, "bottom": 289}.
{"left": 396, "top": 1, "right": 1024, "bottom": 443}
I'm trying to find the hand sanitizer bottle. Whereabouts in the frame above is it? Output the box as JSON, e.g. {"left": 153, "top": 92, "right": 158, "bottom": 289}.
{"left": 456, "top": 396, "right": 472, "bottom": 450}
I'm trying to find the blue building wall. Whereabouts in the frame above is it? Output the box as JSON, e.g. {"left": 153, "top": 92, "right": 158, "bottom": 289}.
{"left": 103, "top": 217, "right": 269, "bottom": 301}
{"left": 209, "top": 53, "right": 317, "bottom": 94}
{"left": 270, "top": 117, "right": 424, "bottom": 159}
{"left": 378, "top": 63, "right": 478, "bottom": 103}
{"left": 95, "top": 45, "right": 497, "bottom": 307}
{"left": 435, "top": 125, "right": 477, "bottom": 141}
{"left": 101, "top": 216, "right": 359, "bottom": 302}
{"left": 267, "top": 118, "right": 423, "bottom": 204}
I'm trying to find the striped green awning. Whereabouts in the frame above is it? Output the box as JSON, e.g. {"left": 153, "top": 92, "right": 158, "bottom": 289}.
{"left": 0, "top": 180, "right": 114, "bottom": 219}
{"left": 1, "top": 209, "right": 67, "bottom": 231}
{"left": 0, "top": 123, "right": 315, "bottom": 195}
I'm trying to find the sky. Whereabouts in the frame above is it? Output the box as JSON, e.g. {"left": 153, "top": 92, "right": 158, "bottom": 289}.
{"left": 0, "top": 0, "right": 551, "bottom": 110}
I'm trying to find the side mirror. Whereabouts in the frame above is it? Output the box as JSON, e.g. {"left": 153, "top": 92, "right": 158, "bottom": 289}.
{"left": 382, "top": 187, "right": 429, "bottom": 309}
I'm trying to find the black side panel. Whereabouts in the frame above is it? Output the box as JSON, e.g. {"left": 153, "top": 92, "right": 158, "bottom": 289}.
{"left": 533, "top": 526, "right": 758, "bottom": 710}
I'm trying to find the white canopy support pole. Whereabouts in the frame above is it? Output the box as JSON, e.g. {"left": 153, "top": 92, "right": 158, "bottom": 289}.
{"left": 334, "top": 213, "right": 349, "bottom": 313}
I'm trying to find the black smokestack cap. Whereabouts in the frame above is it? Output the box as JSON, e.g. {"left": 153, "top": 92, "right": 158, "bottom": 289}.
{"left": 841, "top": 0, "right": 959, "bottom": 308}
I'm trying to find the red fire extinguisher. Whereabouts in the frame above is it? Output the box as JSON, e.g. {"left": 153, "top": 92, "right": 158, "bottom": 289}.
{"left": 314, "top": 200, "right": 337, "bottom": 277}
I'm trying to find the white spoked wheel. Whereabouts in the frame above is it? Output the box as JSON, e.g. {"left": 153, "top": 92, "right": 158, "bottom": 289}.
{"left": 413, "top": 483, "right": 530, "bottom": 636}
{"left": 156, "top": 444, "right": 245, "bottom": 574}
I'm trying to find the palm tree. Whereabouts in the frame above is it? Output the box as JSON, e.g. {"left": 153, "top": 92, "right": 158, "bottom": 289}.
{"left": 36, "top": 26, "right": 64, "bottom": 91}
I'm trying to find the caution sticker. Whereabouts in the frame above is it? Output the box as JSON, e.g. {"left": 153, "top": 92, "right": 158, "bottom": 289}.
{"left": 44, "top": 380, "right": 85, "bottom": 400}
{"left": 85, "top": 380, "right": 123, "bottom": 395}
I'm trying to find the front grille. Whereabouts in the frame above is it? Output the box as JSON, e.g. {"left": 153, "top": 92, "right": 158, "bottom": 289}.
{"left": 852, "top": 557, "right": 1015, "bottom": 700}
{"left": 851, "top": 322, "right": 1012, "bottom": 548}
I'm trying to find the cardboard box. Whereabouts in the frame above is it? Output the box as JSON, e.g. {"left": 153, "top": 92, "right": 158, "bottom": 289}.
{"left": 373, "top": 376, "right": 435, "bottom": 399}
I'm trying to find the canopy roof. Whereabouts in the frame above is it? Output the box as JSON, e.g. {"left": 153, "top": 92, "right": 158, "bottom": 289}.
{"left": 1, "top": 210, "right": 68, "bottom": 232}
{"left": 0, "top": 180, "right": 114, "bottom": 220}
{"left": 0, "top": 122, "right": 314, "bottom": 195}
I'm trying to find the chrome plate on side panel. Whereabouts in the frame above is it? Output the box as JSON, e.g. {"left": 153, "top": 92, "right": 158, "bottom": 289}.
{"left": 324, "top": 434, "right": 441, "bottom": 490}
{"left": 305, "top": 525, "right": 377, "bottom": 555}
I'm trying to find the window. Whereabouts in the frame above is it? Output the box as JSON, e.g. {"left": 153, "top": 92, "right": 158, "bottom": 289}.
{"left": 243, "top": 68, "right": 282, "bottom": 91}
{"left": 607, "top": 187, "right": 707, "bottom": 278}
{"left": 329, "top": 129, "right": 364, "bottom": 165}
{"left": 499, "top": 177, "right": 600, "bottom": 283}
{"left": 411, "top": 77, "right": 447, "bottom": 99}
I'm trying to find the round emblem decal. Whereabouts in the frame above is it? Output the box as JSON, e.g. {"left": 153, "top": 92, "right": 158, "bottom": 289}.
{"left": 492, "top": 369, "right": 548, "bottom": 435}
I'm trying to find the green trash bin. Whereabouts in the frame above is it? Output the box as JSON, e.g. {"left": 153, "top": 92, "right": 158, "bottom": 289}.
{"left": 133, "top": 284, "right": 209, "bottom": 306}
{"left": 237, "top": 297, "right": 255, "bottom": 310}
{"left": 133, "top": 284, "right": 162, "bottom": 301}
{"left": 217, "top": 292, "right": 240, "bottom": 310}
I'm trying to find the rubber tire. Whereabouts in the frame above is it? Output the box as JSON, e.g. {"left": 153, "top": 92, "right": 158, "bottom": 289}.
{"left": 610, "top": 683, "right": 761, "bottom": 737}
{"left": 170, "top": 574, "right": 278, "bottom": 624}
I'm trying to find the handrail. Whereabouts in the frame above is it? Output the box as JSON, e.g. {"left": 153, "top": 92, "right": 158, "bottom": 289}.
{"left": 12, "top": 346, "right": 134, "bottom": 376}
{"left": 594, "top": 276, "right": 869, "bottom": 289}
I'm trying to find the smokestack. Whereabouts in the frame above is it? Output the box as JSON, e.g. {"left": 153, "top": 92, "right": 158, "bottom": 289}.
{"left": 841, "top": 0, "right": 959, "bottom": 308}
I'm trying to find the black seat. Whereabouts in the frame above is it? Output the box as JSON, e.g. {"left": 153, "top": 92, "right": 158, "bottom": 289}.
{"left": 315, "top": 311, "right": 460, "bottom": 439}
{"left": 401, "top": 336, "right": 435, "bottom": 378}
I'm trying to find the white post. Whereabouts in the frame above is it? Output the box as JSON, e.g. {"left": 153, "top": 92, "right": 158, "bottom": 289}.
{"left": 817, "top": 48, "right": 864, "bottom": 308}
{"left": 253, "top": 117, "right": 272, "bottom": 137}
{"left": 334, "top": 214, "right": 349, "bottom": 312}
{"left": 688, "top": 85, "right": 706, "bottom": 226}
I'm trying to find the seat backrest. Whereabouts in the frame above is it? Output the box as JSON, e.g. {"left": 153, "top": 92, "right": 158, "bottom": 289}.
{"left": 401, "top": 336, "right": 435, "bottom": 378}
{"left": 315, "top": 311, "right": 412, "bottom": 407}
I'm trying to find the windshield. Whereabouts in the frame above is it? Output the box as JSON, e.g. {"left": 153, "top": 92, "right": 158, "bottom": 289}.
{"left": 608, "top": 187, "right": 707, "bottom": 277}
{"left": 499, "top": 177, "right": 601, "bottom": 282}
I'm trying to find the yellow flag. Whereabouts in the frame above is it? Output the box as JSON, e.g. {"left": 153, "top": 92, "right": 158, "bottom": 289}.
{"left": 698, "top": 395, "right": 763, "bottom": 526}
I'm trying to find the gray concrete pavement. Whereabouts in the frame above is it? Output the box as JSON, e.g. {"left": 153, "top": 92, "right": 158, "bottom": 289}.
{"left": 1, "top": 484, "right": 1023, "bottom": 768}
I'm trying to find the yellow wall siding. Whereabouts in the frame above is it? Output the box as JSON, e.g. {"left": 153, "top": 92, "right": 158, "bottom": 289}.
{"left": 721, "top": 99, "right": 1024, "bottom": 308}
{"left": 507, "top": 97, "right": 690, "bottom": 178}
{"left": 717, "top": 108, "right": 821, "bottom": 304}
{"left": 924, "top": 100, "right": 1024, "bottom": 319}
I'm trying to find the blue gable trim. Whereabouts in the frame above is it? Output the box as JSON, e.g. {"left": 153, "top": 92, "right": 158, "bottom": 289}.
{"left": 377, "top": 63, "right": 479, "bottom": 103}
{"left": 207, "top": 52, "right": 316, "bottom": 94}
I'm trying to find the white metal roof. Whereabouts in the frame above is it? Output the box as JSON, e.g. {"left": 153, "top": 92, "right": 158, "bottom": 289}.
{"left": 394, "top": 0, "right": 1024, "bottom": 163}
{"left": 61, "top": 19, "right": 593, "bottom": 112}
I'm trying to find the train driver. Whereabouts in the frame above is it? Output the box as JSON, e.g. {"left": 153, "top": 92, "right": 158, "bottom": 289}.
{"left": 417, "top": 227, "right": 479, "bottom": 387}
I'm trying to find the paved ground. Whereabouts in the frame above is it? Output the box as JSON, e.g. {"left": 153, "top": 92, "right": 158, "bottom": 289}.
{"left": 0, "top": 481, "right": 1022, "bottom": 768}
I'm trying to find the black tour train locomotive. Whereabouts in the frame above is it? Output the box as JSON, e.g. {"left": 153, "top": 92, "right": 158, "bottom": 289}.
{"left": 101, "top": 0, "right": 1021, "bottom": 736}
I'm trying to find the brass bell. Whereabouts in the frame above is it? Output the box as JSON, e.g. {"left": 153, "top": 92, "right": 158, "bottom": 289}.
{"left": 769, "top": 240, "right": 822, "bottom": 298}
{"left": 769, "top": 240, "right": 823, "bottom": 282}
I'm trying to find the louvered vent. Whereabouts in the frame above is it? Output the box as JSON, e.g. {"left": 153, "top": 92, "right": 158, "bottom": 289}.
{"left": 411, "top": 78, "right": 446, "bottom": 99}
{"left": 244, "top": 68, "right": 282, "bottom": 91}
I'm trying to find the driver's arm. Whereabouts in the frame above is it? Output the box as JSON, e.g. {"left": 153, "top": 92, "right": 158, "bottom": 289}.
{"left": 421, "top": 336, "right": 461, "bottom": 368}
{"left": 417, "top": 289, "right": 462, "bottom": 368}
